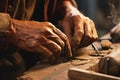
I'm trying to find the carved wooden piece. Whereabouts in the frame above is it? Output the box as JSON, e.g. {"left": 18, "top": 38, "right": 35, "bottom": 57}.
{"left": 68, "top": 68, "right": 120, "bottom": 80}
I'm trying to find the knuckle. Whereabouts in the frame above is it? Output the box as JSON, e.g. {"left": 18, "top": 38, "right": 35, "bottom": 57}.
{"left": 90, "top": 20, "right": 95, "bottom": 26}
{"left": 90, "top": 19, "right": 94, "bottom": 23}
{"left": 45, "top": 22, "right": 55, "bottom": 29}
{"left": 72, "top": 15, "right": 82, "bottom": 21}
{"left": 85, "top": 17, "right": 94, "bottom": 25}
{"left": 76, "top": 30, "right": 84, "bottom": 36}
{"left": 49, "top": 41, "right": 62, "bottom": 53}
{"left": 85, "top": 17, "right": 89, "bottom": 20}
{"left": 43, "top": 30, "right": 53, "bottom": 36}
{"left": 84, "top": 17, "right": 90, "bottom": 21}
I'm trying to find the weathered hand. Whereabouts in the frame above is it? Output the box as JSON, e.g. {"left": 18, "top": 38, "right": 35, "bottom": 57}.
{"left": 61, "top": 7, "right": 98, "bottom": 54}
{"left": 3, "top": 19, "right": 72, "bottom": 64}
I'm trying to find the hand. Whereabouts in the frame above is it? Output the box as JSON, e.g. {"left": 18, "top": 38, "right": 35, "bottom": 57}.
{"left": 61, "top": 5, "right": 98, "bottom": 54}
{"left": 8, "top": 19, "right": 72, "bottom": 64}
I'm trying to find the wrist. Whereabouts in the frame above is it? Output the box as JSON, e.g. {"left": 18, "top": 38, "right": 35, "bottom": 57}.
{"left": 0, "top": 13, "right": 11, "bottom": 32}
{"left": 63, "top": 1, "right": 76, "bottom": 13}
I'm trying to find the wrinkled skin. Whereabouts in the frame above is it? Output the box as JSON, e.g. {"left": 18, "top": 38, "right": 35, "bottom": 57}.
{"left": 60, "top": 1, "right": 98, "bottom": 54}
{"left": 6, "top": 19, "right": 72, "bottom": 64}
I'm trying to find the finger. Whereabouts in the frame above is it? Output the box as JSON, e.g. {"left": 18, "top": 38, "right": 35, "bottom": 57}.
{"left": 81, "top": 18, "right": 98, "bottom": 47}
{"left": 41, "top": 30, "right": 65, "bottom": 50}
{"left": 53, "top": 28, "right": 72, "bottom": 57}
{"left": 79, "top": 22, "right": 93, "bottom": 48}
{"left": 84, "top": 17, "right": 93, "bottom": 38}
{"left": 82, "top": 19, "right": 98, "bottom": 47}
{"left": 71, "top": 15, "right": 84, "bottom": 53}
{"left": 38, "top": 35, "right": 62, "bottom": 58}
{"left": 90, "top": 20, "right": 98, "bottom": 40}
{"left": 33, "top": 43, "right": 56, "bottom": 63}
{"left": 23, "top": 35, "right": 55, "bottom": 58}
{"left": 26, "top": 39, "right": 56, "bottom": 62}
{"left": 79, "top": 36, "right": 93, "bottom": 48}
{"left": 41, "top": 23, "right": 64, "bottom": 58}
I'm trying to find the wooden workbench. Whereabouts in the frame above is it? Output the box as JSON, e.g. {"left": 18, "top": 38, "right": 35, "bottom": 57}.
{"left": 18, "top": 34, "right": 120, "bottom": 80}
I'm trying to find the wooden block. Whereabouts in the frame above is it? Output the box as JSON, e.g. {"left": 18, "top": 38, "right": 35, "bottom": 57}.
{"left": 68, "top": 68, "right": 120, "bottom": 80}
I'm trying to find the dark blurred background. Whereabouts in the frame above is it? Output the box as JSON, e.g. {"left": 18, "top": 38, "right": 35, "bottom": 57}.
{"left": 75, "top": 0, "right": 120, "bottom": 37}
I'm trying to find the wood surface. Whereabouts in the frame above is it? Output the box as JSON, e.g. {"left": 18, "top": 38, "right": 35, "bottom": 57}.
{"left": 18, "top": 33, "right": 120, "bottom": 80}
